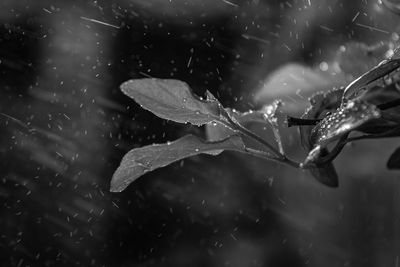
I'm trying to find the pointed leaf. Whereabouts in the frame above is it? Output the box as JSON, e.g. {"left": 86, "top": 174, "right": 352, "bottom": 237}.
{"left": 110, "top": 134, "right": 245, "bottom": 192}
{"left": 309, "top": 167, "right": 338, "bottom": 187}
{"left": 387, "top": 147, "right": 400, "bottom": 169}
{"left": 121, "top": 78, "right": 224, "bottom": 126}
{"left": 308, "top": 149, "right": 339, "bottom": 188}
{"left": 304, "top": 100, "right": 380, "bottom": 168}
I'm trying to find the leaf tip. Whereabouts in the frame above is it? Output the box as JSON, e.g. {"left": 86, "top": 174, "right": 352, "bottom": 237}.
{"left": 109, "top": 178, "right": 128, "bottom": 193}
{"left": 309, "top": 165, "right": 339, "bottom": 187}
{"left": 120, "top": 79, "right": 139, "bottom": 95}
{"left": 110, "top": 168, "right": 132, "bottom": 193}
{"left": 109, "top": 186, "right": 121, "bottom": 193}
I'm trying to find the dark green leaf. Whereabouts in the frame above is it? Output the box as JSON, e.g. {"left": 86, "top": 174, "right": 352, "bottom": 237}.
{"left": 110, "top": 134, "right": 245, "bottom": 192}
{"left": 121, "top": 78, "right": 224, "bottom": 126}
{"left": 387, "top": 147, "right": 400, "bottom": 169}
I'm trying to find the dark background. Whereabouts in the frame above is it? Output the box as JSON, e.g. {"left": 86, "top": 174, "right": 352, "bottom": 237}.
{"left": 1, "top": 0, "right": 400, "bottom": 266}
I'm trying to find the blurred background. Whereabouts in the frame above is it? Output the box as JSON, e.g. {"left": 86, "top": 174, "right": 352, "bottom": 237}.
{"left": 1, "top": 0, "right": 400, "bottom": 266}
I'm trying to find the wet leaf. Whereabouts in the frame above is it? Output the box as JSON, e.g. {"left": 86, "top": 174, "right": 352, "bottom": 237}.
{"left": 110, "top": 134, "right": 246, "bottom": 192}
{"left": 341, "top": 57, "right": 400, "bottom": 135}
{"left": 387, "top": 147, "right": 400, "bottom": 169}
{"left": 298, "top": 89, "right": 343, "bottom": 187}
{"left": 343, "top": 59, "right": 400, "bottom": 102}
{"left": 121, "top": 78, "right": 224, "bottom": 126}
{"left": 310, "top": 100, "right": 381, "bottom": 148}
{"left": 206, "top": 108, "right": 268, "bottom": 141}
{"left": 300, "top": 88, "right": 344, "bottom": 150}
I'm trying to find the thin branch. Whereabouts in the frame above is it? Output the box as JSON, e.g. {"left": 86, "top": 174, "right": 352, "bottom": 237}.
{"left": 219, "top": 111, "right": 283, "bottom": 158}
{"left": 286, "top": 116, "right": 321, "bottom": 127}
{"left": 242, "top": 147, "right": 301, "bottom": 168}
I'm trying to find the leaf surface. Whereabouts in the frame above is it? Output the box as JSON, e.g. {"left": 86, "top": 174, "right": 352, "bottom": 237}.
{"left": 310, "top": 100, "right": 380, "bottom": 148}
{"left": 308, "top": 158, "right": 339, "bottom": 187}
{"left": 206, "top": 108, "right": 268, "bottom": 141}
{"left": 121, "top": 78, "right": 224, "bottom": 126}
{"left": 297, "top": 89, "right": 344, "bottom": 187}
{"left": 110, "top": 134, "right": 245, "bottom": 192}
{"left": 343, "top": 59, "right": 400, "bottom": 101}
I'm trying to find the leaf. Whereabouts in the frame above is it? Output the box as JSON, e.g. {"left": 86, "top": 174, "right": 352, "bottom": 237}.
{"left": 308, "top": 153, "right": 339, "bottom": 187}
{"left": 343, "top": 59, "right": 400, "bottom": 102}
{"left": 310, "top": 100, "right": 381, "bottom": 148}
{"left": 254, "top": 63, "right": 345, "bottom": 113}
{"left": 299, "top": 89, "right": 344, "bottom": 150}
{"left": 206, "top": 108, "right": 268, "bottom": 141}
{"left": 340, "top": 57, "right": 400, "bottom": 135}
{"left": 110, "top": 134, "right": 246, "bottom": 192}
{"left": 205, "top": 105, "right": 284, "bottom": 155}
{"left": 298, "top": 89, "right": 343, "bottom": 187}
{"left": 387, "top": 147, "right": 400, "bottom": 169}
{"left": 121, "top": 78, "right": 225, "bottom": 126}
{"left": 303, "top": 100, "right": 379, "bottom": 166}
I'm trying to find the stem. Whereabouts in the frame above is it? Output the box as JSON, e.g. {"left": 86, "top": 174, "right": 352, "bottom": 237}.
{"left": 309, "top": 134, "right": 349, "bottom": 166}
{"left": 218, "top": 112, "right": 302, "bottom": 168}
{"left": 220, "top": 114, "right": 283, "bottom": 158}
{"left": 234, "top": 122, "right": 283, "bottom": 157}
{"left": 286, "top": 116, "right": 321, "bottom": 127}
{"left": 242, "top": 147, "right": 301, "bottom": 168}
{"left": 235, "top": 122, "right": 302, "bottom": 168}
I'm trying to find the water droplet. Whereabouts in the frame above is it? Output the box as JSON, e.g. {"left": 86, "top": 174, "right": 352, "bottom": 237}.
{"left": 319, "top": 61, "right": 329, "bottom": 71}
